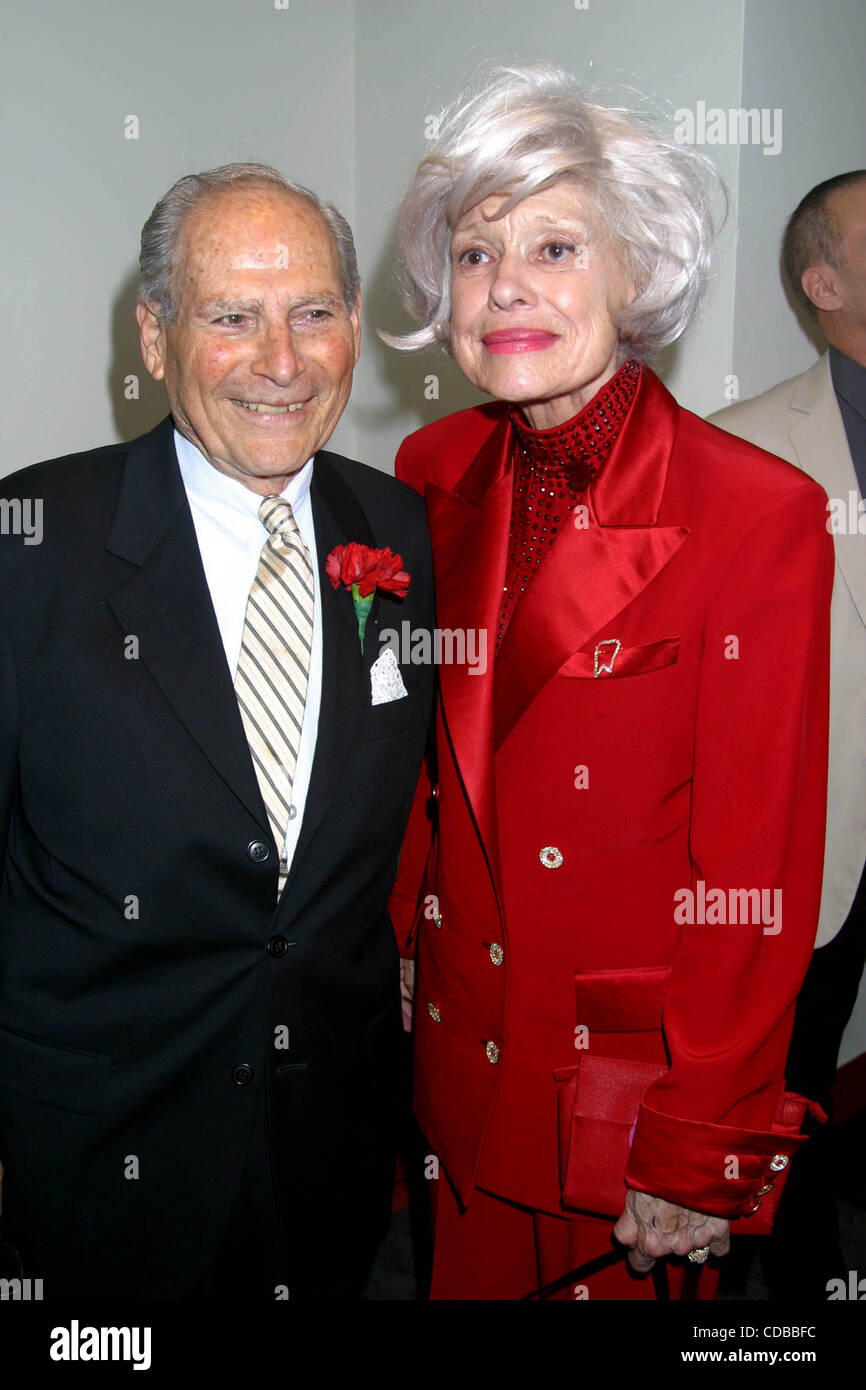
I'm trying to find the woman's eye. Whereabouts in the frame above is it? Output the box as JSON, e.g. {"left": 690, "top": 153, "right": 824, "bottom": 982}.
{"left": 541, "top": 242, "right": 575, "bottom": 262}
{"left": 216, "top": 314, "right": 246, "bottom": 326}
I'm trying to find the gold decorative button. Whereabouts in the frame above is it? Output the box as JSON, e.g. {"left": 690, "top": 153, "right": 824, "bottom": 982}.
{"left": 540, "top": 846, "right": 563, "bottom": 869}
{"left": 427, "top": 1003, "right": 441, "bottom": 1023}
{"left": 488, "top": 942, "right": 504, "bottom": 966}
{"left": 769, "top": 1154, "right": 789, "bottom": 1173}
{"left": 485, "top": 1041, "right": 500, "bottom": 1064}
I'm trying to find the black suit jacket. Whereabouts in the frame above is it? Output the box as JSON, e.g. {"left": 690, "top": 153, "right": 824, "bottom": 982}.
{"left": 0, "top": 416, "right": 434, "bottom": 1298}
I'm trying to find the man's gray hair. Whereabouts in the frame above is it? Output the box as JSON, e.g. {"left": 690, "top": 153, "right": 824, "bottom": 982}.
{"left": 139, "top": 161, "right": 360, "bottom": 322}
{"left": 382, "top": 63, "right": 725, "bottom": 362}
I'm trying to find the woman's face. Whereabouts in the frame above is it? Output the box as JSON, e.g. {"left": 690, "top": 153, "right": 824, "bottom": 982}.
{"left": 449, "top": 181, "right": 635, "bottom": 430}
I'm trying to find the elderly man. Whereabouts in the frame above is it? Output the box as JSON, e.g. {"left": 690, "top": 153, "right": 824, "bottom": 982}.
{"left": 709, "top": 170, "right": 866, "bottom": 1299}
{"left": 0, "top": 163, "right": 434, "bottom": 1300}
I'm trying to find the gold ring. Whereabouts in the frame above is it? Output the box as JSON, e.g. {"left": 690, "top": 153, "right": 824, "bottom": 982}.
{"left": 687, "top": 1245, "right": 710, "bottom": 1264}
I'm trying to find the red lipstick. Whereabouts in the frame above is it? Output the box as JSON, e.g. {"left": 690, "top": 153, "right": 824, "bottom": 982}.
{"left": 481, "top": 329, "right": 558, "bottom": 354}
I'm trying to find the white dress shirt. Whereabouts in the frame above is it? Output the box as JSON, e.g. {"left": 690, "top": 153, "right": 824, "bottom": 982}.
{"left": 175, "top": 430, "right": 322, "bottom": 872}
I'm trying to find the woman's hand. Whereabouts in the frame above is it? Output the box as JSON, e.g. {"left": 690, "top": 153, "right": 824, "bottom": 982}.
{"left": 613, "top": 1188, "right": 730, "bottom": 1272}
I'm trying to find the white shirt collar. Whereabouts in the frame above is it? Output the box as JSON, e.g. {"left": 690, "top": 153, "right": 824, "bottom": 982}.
{"left": 174, "top": 428, "right": 315, "bottom": 523}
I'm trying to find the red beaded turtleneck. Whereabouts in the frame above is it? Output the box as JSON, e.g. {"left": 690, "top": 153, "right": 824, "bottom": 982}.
{"left": 496, "top": 358, "right": 641, "bottom": 654}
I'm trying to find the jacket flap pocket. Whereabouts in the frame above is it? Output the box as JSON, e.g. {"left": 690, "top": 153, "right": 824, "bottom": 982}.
{"left": 0, "top": 1025, "right": 110, "bottom": 1116}
{"left": 574, "top": 965, "right": 671, "bottom": 1031}
{"left": 558, "top": 637, "right": 679, "bottom": 680}
{"left": 555, "top": 1054, "right": 667, "bottom": 1218}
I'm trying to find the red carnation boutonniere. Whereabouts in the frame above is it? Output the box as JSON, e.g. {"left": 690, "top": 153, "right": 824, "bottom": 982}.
{"left": 325, "top": 542, "right": 410, "bottom": 653}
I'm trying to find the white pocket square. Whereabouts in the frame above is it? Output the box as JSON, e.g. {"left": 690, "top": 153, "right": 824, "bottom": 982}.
{"left": 370, "top": 646, "right": 408, "bottom": 705}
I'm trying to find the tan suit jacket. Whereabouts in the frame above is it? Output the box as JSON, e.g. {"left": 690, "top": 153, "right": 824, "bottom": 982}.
{"left": 709, "top": 352, "right": 866, "bottom": 947}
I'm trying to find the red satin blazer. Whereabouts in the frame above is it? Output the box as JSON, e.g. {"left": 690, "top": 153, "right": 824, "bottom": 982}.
{"left": 390, "top": 367, "right": 833, "bottom": 1222}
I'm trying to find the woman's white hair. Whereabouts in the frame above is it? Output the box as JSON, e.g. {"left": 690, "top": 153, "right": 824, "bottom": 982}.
{"left": 383, "top": 62, "right": 726, "bottom": 361}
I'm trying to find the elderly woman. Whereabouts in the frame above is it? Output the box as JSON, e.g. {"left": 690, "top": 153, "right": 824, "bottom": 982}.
{"left": 386, "top": 63, "right": 833, "bottom": 1301}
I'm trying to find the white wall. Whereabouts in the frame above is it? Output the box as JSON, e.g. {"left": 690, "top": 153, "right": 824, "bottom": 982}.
{"left": 2, "top": 0, "right": 357, "bottom": 471}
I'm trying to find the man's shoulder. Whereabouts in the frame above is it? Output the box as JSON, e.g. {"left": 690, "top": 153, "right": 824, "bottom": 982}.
{"left": 706, "top": 356, "right": 828, "bottom": 447}
{"left": 0, "top": 418, "right": 172, "bottom": 500}
{"left": 317, "top": 449, "right": 427, "bottom": 520}
{"left": 0, "top": 439, "right": 129, "bottom": 499}
{"left": 0, "top": 420, "right": 175, "bottom": 568}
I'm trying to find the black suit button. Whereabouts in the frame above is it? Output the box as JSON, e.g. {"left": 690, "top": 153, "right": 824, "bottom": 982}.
{"left": 267, "top": 935, "right": 288, "bottom": 958}
{"left": 247, "top": 840, "right": 270, "bottom": 863}
{"left": 231, "top": 1063, "right": 254, "bottom": 1086}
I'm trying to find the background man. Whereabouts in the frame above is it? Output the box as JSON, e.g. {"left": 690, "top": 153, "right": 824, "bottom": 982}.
{"left": 0, "top": 163, "right": 434, "bottom": 1300}
{"left": 709, "top": 170, "right": 866, "bottom": 1299}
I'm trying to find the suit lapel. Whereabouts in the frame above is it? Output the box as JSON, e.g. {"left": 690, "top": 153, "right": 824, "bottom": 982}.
{"left": 494, "top": 369, "right": 689, "bottom": 747}
{"left": 283, "top": 451, "right": 374, "bottom": 884}
{"left": 494, "top": 524, "right": 688, "bottom": 747}
{"left": 425, "top": 416, "right": 512, "bottom": 881}
{"left": 105, "top": 418, "right": 268, "bottom": 829}
{"left": 788, "top": 356, "right": 866, "bottom": 625}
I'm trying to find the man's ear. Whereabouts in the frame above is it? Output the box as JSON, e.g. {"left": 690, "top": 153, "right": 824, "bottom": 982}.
{"left": 800, "top": 265, "right": 844, "bottom": 315}
{"left": 136, "top": 301, "right": 167, "bottom": 380}
{"left": 350, "top": 292, "right": 362, "bottom": 365}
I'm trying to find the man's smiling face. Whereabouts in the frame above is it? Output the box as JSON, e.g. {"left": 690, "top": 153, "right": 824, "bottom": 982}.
{"left": 137, "top": 186, "right": 361, "bottom": 495}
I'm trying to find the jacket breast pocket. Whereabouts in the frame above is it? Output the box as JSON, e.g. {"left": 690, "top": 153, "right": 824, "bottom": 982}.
{"left": 0, "top": 1025, "right": 110, "bottom": 1116}
{"left": 356, "top": 665, "right": 428, "bottom": 743}
{"left": 356, "top": 696, "right": 423, "bottom": 743}
{"left": 558, "top": 636, "right": 679, "bottom": 681}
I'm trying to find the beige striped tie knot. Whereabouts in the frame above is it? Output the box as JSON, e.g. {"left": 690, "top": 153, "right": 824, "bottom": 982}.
{"left": 234, "top": 495, "right": 314, "bottom": 894}
{"left": 259, "top": 495, "right": 295, "bottom": 545}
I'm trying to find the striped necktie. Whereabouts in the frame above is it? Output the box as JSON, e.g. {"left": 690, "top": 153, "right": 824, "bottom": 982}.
{"left": 234, "top": 495, "right": 314, "bottom": 893}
